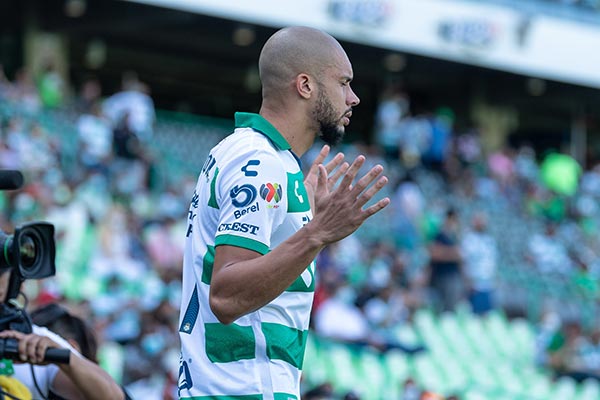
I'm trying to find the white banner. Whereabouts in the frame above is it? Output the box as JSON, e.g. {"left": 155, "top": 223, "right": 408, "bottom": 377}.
{"left": 126, "top": 0, "right": 600, "bottom": 88}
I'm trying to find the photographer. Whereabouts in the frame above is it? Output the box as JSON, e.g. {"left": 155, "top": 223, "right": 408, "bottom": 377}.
{"left": 0, "top": 270, "right": 124, "bottom": 400}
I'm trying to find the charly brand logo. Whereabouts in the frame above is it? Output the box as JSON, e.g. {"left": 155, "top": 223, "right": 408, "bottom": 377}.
{"left": 241, "top": 159, "right": 260, "bottom": 177}
{"left": 260, "top": 183, "right": 282, "bottom": 204}
{"left": 230, "top": 184, "right": 257, "bottom": 208}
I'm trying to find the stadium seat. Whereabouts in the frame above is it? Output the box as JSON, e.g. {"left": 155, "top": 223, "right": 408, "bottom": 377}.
{"left": 551, "top": 375, "right": 578, "bottom": 400}
{"left": 324, "top": 343, "right": 360, "bottom": 391}
{"left": 579, "top": 378, "right": 600, "bottom": 400}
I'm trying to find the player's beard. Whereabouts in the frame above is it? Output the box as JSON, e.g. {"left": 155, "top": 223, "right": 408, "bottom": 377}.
{"left": 314, "top": 88, "right": 348, "bottom": 146}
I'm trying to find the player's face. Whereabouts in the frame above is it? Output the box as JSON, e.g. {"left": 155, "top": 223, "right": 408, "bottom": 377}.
{"left": 314, "top": 54, "right": 360, "bottom": 146}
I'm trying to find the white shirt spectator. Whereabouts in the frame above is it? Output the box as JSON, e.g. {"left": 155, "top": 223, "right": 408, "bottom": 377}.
{"left": 314, "top": 290, "right": 369, "bottom": 342}
{"left": 77, "top": 112, "right": 113, "bottom": 164}
{"left": 103, "top": 89, "right": 155, "bottom": 142}
{"left": 461, "top": 229, "right": 498, "bottom": 291}
{"left": 528, "top": 230, "right": 573, "bottom": 275}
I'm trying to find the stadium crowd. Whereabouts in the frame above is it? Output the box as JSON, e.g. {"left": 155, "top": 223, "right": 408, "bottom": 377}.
{"left": 1, "top": 62, "right": 600, "bottom": 399}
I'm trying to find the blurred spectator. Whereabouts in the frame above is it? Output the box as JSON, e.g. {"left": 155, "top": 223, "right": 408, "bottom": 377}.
{"left": 303, "top": 382, "right": 335, "bottom": 400}
{"left": 397, "top": 113, "right": 432, "bottom": 171}
{"left": 313, "top": 274, "right": 369, "bottom": 343}
{"left": 76, "top": 101, "right": 113, "bottom": 174}
{"left": 544, "top": 319, "right": 600, "bottom": 382}
{"left": 392, "top": 174, "right": 425, "bottom": 250}
{"left": 10, "top": 67, "right": 41, "bottom": 113}
{"left": 373, "top": 83, "right": 409, "bottom": 162}
{"left": 427, "top": 208, "right": 464, "bottom": 312}
{"left": 37, "top": 60, "right": 67, "bottom": 109}
{"left": 540, "top": 151, "right": 582, "bottom": 197}
{"left": 74, "top": 77, "right": 103, "bottom": 114}
{"left": 526, "top": 221, "right": 574, "bottom": 275}
{"left": 401, "top": 377, "right": 422, "bottom": 400}
{"left": 422, "top": 107, "right": 454, "bottom": 174}
{"left": 488, "top": 147, "right": 514, "bottom": 181}
{"left": 460, "top": 212, "right": 498, "bottom": 314}
{"left": 103, "top": 73, "right": 155, "bottom": 143}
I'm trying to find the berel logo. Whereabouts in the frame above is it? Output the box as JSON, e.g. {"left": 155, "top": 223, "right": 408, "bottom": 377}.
{"left": 230, "top": 184, "right": 257, "bottom": 208}
{"left": 234, "top": 202, "right": 260, "bottom": 219}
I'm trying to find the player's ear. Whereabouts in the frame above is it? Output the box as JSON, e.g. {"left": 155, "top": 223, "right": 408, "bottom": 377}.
{"left": 295, "top": 73, "right": 314, "bottom": 100}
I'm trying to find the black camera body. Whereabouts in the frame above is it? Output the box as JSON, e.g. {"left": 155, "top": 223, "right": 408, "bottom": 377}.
{"left": 0, "top": 222, "right": 56, "bottom": 303}
{"left": 0, "top": 170, "right": 60, "bottom": 362}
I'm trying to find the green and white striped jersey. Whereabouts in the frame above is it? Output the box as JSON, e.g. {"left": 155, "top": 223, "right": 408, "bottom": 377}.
{"left": 178, "top": 112, "right": 315, "bottom": 400}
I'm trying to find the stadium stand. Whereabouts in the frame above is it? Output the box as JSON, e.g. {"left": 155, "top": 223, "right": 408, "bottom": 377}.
{"left": 1, "top": 11, "right": 600, "bottom": 397}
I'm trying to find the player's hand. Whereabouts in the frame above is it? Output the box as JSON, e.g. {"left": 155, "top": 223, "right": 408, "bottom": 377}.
{"left": 310, "top": 154, "right": 390, "bottom": 243}
{"left": 0, "top": 330, "right": 60, "bottom": 365}
{"left": 304, "top": 145, "right": 349, "bottom": 213}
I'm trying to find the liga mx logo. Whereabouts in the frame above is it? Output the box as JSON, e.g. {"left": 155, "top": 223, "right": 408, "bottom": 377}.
{"left": 260, "top": 183, "right": 282, "bottom": 204}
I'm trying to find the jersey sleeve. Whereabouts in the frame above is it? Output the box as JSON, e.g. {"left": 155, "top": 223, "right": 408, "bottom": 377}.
{"left": 214, "top": 148, "right": 287, "bottom": 254}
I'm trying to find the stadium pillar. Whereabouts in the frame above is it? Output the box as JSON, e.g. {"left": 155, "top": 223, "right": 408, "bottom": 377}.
{"left": 471, "top": 100, "right": 518, "bottom": 154}
{"left": 22, "top": 1, "right": 70, "bottom": 96}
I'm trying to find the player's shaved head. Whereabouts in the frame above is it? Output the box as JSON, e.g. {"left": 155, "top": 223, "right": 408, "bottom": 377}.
{"left": 259, "top": 26, "right": 347, "bottom": 101}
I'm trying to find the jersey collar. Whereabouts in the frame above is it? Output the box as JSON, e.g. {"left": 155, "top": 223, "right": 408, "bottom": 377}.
{"left": 234, "top": 112, "right": 291, "bottom": 151}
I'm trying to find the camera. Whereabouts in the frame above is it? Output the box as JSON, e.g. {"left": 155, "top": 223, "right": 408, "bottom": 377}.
{"left": 0, "top": 170, "right": 64, "bottom": 363}
{"left": 0, "top": 222, "right": 56, "bottom": 301}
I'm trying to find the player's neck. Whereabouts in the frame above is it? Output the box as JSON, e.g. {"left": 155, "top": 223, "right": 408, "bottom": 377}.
{"left": 259, "top": 106, "right": 314, "bottom": 157}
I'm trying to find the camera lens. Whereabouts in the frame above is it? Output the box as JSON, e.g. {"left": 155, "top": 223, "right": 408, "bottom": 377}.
{"left": 18, "top": 234, "right": 37, "bottom": 269}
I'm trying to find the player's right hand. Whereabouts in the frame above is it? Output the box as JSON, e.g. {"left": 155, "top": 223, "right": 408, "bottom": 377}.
{"left": 309, "top": 154, "right": 390, "bottom": 244}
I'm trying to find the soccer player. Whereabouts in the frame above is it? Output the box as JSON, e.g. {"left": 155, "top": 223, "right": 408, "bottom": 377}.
{"left": 178, "top": 26, "right": 390, "bottom": 399}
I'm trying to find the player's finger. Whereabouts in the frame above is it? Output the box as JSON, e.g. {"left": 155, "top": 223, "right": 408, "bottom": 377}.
{"left": 317, "top": 164, "right": 328, "bottom": 189}
{"left": 323, "top": 152, "right": 344, "bottom": 175}
{"left": 362, "top": 197, "right": 391, "bottom": 218}
{"left": 351, "top": 165, "right": 384, "bottom": 197}
{"left": 311, "top": 145, "right": 330, "bottom": 171}
{"left": 328, "top": 162, "right": 349, "bottom": 188}
{"left": 339, "top": 155, "right": 365, "bottom": 190}
{"left": 356, "top": 175, "right": 389, "bottom": 208}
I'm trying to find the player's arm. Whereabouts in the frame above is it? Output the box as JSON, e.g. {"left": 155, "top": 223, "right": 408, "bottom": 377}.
{"left": 210, "top": 155, "right": 389, "bottom": 324}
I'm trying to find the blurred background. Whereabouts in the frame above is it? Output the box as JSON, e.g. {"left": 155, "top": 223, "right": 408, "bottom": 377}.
{"left": 1, "top": 0, "right": 600, "bottom": 399}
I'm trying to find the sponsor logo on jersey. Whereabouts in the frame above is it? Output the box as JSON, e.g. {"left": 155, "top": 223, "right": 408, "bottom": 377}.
{"left": 241, "top": 159, "right": 261, "bottom": 177}
{"left": 218, "top": 222, "right": 260, "bottom": 235}
{"left": 230, "top": 184, "right": 257, "bottom": 208}
{"left": 234, "top": 201, "right": 260, "bottom": 219}
{"left": 260, "top": 183, "right": 282, "bottom": 204}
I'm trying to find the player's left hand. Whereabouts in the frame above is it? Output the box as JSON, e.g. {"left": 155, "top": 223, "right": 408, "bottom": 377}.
{"left": 304, "top": 145, "right": 349, "bottom": 213}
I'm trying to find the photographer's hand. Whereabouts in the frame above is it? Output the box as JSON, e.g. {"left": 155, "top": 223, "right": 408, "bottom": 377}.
{"left": 0, "top": 330, "right": 58, "bottom": 364}
{"left": 0, "top": 330, "right": 124, "bottom": 400}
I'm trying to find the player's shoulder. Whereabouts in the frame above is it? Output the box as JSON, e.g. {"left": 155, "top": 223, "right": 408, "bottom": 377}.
{"left": 215, "top": 128, "right": 283, "bottom": 163}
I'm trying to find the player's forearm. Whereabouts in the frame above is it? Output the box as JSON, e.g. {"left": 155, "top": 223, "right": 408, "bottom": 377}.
{"left": 57, "top": 354, "right": 124, "bottom": 400}
{"left": 210, "top": 223, "right": 326, "bottom": 324}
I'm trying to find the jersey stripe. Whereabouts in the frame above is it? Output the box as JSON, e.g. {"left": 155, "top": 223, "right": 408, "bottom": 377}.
{"left": 262, "top": 323, "right": 308, "bottom": 370}
{"left": 214, "top": 234, "right": 269, "bottom": 255}
{"left": 204, "top": 323, "right": 256, "bottom": 363}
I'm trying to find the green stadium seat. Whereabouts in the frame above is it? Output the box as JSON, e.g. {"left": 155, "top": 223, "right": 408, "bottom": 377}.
{"left": 383, "top": 349, "right": 410, "bottom": 387}
{"left": 578, "top": 378, "right": 600, "bottom": 400}
{"left": 551, "top": 376, "right": 578, "bottom": 400}
{"left": 324, "top": 343, "right": 359, "bottom": 391}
